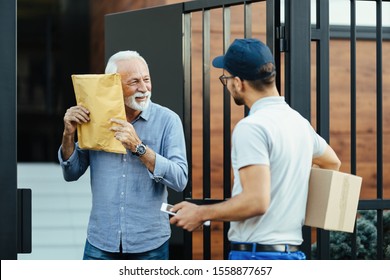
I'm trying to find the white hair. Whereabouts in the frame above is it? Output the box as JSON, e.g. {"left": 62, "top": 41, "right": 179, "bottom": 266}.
{"left": 105, "top": 50, "right": 148, "bottom": 74}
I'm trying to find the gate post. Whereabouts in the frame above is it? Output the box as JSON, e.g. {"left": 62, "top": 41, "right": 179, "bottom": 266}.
{"left": 0, "top": 0, "right": 17, "bottom": 260}
{"left": 283, "top": 0, "right": 314, "bottom": 258}
{"left": 284, "top": 0, "right": 311, "bottom": 118}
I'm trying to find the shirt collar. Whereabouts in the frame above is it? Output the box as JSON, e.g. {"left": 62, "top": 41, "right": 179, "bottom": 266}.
{"left": 249, "top": 96, "right": 285, "bottom": 115}
{"left": 132, "top": 101, "right": 153, "bottom": 123}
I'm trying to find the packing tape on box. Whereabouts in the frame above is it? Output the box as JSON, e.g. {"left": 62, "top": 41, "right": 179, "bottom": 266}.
{"left": 338, "top": 176, "right": 350, "bottom": 230}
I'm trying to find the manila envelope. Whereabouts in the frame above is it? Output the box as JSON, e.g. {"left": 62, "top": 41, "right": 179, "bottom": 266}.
{"left": 71, "top": 73, "right": 127, "bottom": 154}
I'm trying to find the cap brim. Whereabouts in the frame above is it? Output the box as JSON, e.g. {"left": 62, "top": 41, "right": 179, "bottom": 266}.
{"left": 212, "top": 55, "right": 225, "bottom": 68}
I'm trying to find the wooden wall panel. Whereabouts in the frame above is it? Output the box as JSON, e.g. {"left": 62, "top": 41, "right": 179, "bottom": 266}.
{"left": 328, "top": 39, "right": 390, "bottom": 198}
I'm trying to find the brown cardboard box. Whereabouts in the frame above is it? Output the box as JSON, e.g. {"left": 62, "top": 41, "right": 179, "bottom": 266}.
{"left": 304, "top": 168, "right": 362, "bottom": 233}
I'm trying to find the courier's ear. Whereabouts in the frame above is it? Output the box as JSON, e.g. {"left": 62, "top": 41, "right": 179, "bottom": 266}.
{"left": 233, "top": 76, "right": 242, "bottom": 91}
{"left": 233, "top": 76, "right": 245, "bottom": 93}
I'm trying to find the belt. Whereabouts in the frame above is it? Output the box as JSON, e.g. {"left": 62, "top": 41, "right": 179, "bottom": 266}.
{"left": 231, "top": 243, "right": 300, "bottom": 253}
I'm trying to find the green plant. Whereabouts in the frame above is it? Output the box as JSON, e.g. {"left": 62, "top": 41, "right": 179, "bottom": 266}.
{"left": 311, "top": 210, "right": 390, "bottom": 259}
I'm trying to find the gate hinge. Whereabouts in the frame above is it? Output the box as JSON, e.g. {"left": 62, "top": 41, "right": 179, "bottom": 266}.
{"left": 276, "top": 25, "right": 288, "bottom": 52}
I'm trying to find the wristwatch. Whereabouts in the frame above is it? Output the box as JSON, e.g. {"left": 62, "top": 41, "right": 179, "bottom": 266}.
{"left": 132, "top": 142, "right": 147, "bottom": 157}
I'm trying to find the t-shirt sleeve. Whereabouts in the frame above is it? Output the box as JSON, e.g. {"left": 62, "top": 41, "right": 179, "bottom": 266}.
{"left": 232, "top": 121, "right": 270, "bottom": 170}
{"left": 309, "top": 124, "right": 328, "bottom": 157}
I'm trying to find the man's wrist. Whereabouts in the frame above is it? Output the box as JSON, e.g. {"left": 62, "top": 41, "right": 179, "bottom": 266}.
{"left": 132, "top": 142, "right": 147, "bottom": 157}
{"left": 62, "top": 130, "right": 75, "bottom": 139}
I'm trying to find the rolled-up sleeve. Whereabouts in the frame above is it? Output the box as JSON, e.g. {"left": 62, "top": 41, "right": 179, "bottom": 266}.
{"left": 58, "top": 143, "right": 89, "bottom": 181}
{"left": 149, "top": 114, "right": 188, "bottom": 192}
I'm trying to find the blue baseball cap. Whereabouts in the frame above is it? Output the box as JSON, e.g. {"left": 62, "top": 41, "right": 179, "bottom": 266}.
{"left": 212, "top": 38, "right": 275, "bottom": 80}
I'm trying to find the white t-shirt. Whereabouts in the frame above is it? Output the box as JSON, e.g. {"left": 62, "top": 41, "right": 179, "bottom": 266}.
{"left": 228, "top": 96, "right": 327, "bottom": 245}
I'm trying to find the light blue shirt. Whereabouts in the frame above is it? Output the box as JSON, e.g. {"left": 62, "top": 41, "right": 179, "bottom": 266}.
{"left": 58, "top": 102, "right": 188, "bottom": 253}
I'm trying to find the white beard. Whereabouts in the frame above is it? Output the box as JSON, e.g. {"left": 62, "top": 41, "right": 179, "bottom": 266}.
{"left": 124, "top": 91, "right": 152, "bottom": 111}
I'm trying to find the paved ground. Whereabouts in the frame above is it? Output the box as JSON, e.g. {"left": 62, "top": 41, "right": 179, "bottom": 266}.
{"left": 17, "top": 163, "right": 91, "bottom": 260}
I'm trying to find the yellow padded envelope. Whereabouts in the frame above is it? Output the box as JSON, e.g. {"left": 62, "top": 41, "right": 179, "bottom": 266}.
{"left": 71, "top": 73, "right": 127, "bottom": 154}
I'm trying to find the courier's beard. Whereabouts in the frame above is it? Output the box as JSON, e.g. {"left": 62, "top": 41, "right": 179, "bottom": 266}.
{"left": 231, "top": 86, "right": 244, "bottom": 106}
{"left": 125, "top": 91, "right": 152, "bottom": 111}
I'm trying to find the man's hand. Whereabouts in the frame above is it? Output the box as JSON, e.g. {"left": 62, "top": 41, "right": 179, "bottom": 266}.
{"left": 63, "top": 105, "right": 90, "bottom": 136}
{"left": 169, "top": 201, "right": 205, "bottom": 232}
{"left": 61, "top": 105, "right": 90, "bottom": 160}
{"left": 110, "top": 118, "right": 156, "bottom": 172}
{"left": 110, "top": 118, "right": 141, "bottom": 152}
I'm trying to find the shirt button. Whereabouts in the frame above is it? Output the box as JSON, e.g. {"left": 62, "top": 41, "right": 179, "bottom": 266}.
{"left": 122, "top": 174, "right": 126, "bottom": 178}
{"left": 121, "top": 207, "right": 124, "bottom": 211}
{"left": 123, "top": 158, "right": 127, "bottom": 162}
{"left": 121, "top": 192, "right": 124, "bottom": 196}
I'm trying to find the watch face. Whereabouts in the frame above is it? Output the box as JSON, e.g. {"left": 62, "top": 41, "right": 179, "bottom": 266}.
{"left": 136, "top": 143, "right": 146, "bottom": 155}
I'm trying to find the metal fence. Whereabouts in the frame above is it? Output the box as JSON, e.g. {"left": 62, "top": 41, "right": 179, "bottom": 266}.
{"left": 348, "top": 0, "right": 390, "bottom": 260}
{"left": 181, "top": 0, "right": 390, "bottom": 260}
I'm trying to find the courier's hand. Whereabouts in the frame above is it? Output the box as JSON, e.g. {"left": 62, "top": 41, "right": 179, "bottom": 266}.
{"left": 169, "top": 202, "right": 205, "bottom": 232}
{"left": 110, "top": 118, "right": 140, "bottom": 151}
{"left": 63, "top": 105, "right": 90, "bottom": 136}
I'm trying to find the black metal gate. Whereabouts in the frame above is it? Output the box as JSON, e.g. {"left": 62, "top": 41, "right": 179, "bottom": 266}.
{"left": 346, "top": 0, "right": 390, "bottom": 260}
{"left": 179, "top": 0, "right": 323, "bottom": 260}
{"left": 105, "top": 0, "right": 390, "bottom": 260}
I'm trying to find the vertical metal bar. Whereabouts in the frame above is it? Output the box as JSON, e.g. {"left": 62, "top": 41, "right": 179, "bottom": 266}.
{"left": 350, "top": 0, "right": 357, "bottom": 176}
{"left": 182, "top": 12, "right": 193, "bottom": 260}
{"left": 266, "top": 0, "right": 276, "bottom": 54}
{"left": 377, "top": 209, "right": 384, "bottom": 259}
{"left": 313, "top": 0, "right": 331, "bottom": 260}
{"left": 350, "top": 0, "right": 358, "bottom": 260}
{"left": 203, "top": 8, "right": 211, "bottom": 204}
{"left": 202, "top": 8, "right": 211, "bottom": 260}
{"left": 222, "top": 5, "right": 232, "bottom": 260}
{"left": 0, "top": 0, "right": 17, "bottom": 260}
{"left": 376, "top": 0, "right": 383, "bottom": 200}
{"left": 284, "top": 0, "right": 311, "bottom": 119}
{"left": 244, "top": 2, "right": 252, "bottom": 116}
{"left": 266, "top": 0, "right": 281, "bottom": 92}
{"left": 244, "top": 2, "right": 252, "bottom": 38}
{"left": 376, "top": 0, "right": 384, "bottom": 260}
{"left": 17, "top": 189, "right": 32, "bottom": 253}
{"left": 351, "top": 223, "right": 358, "bottom": 260}
{"left": 284, "top": 0, "right": 291, "bottom": 105}
{"left": 315, "top": 0, "right": 330, "bottom": 141}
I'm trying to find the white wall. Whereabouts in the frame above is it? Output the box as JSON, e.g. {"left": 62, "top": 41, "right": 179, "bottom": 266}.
{"left": 17, "top": 163, "right": 91, "bottom": 260}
